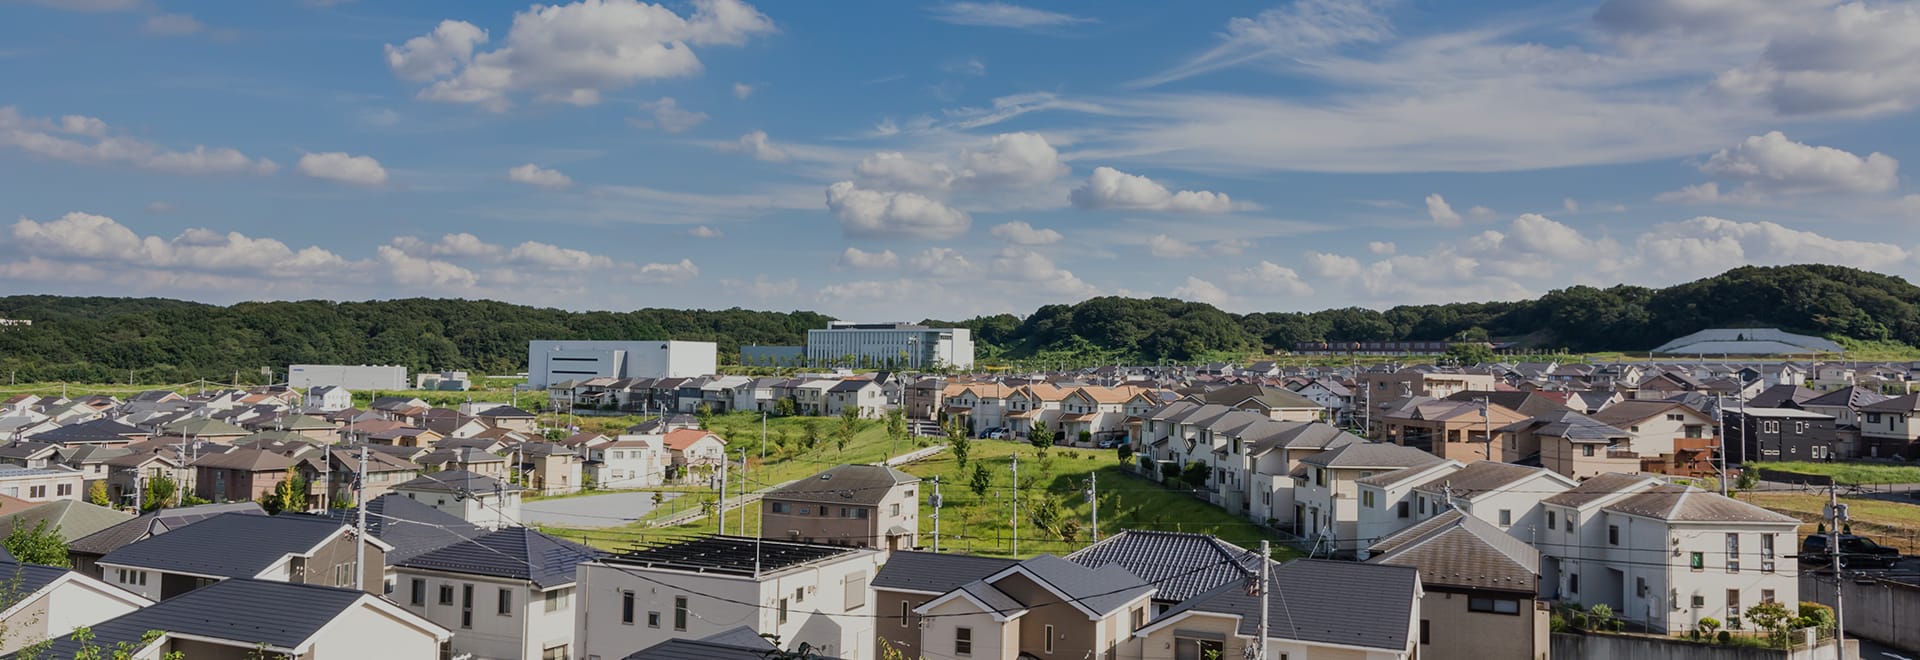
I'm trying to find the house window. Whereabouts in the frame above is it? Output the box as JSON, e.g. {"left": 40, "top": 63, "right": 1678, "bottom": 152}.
{"left": 901, "top": 600, "right": 912, "bottom": 627}
{"left": 620, "top": 592, "right": 635, "bottom": 624}
{"left": 844, "top": 572, "right": 867, "bottom": 609}
{"left": 1692, "top": 595, "right": 1705, "bottom": 609}
{"left": 1546, "top": 510, "right": 1557, "bottom": 530}
{"left": 955, "top": 627, "right": 973, "bottom": 656}
{"left": 461, "top": 584, "right": 474, "bottom": 629}
{"left": 1418, "top": 497, "right": 1428, "bottom": 515}
{"left": 1608, "top": 525, "right": 1620, "bottom": 545}
{"left": 1690, "top": 552, "right": 1704, "bottom": 570}
{"left": 1045, "top": 624, "right": 1056, "bottom": 653}
{"left": 1468, "top": 597, "right": 1521, "bottom": 615}
{"left": 1569, "top": 574, "right": 1579, "bottom": 594}
{"left": 545, "top": 588, "right": 568, "bottom": 613}
{"left": 410, "top": 578, "right": 426, "bottom": 606}
{"left": 1762, "top": 589, "right": 1776, "bottom": 603}
{"left": 1397, "top": 501, "right": 1410, "bottom": 519}
{"left": 439, "top": 585, "right": 455, "bottom": 606}
{"left": 1726, "top": 533, "right": 1741, "bottom": 573}
{"left": 1175, "top": 638, "right": 1224, "bottom": 660}
{"left": 1419, "top": 620, "right": 1431, "bottom": 645}
{"left": 499, "top": 588, "right": 512, "bottom": 616}
{"left": 1498, "top": 509, "right": 1512, "bottom": 527}
{"left": 771, "top": 502, "right": 789, "bottom": 514}
{"left": 1727, "top": 590, "right": 1741, "bottom": 616}
{"left": 28, "top": 485, "right": 44, "bottom": 498}
{"left": 1361, "top": 490, "right": 1376, "bottom": 508}
{"left": 1315, "top": 468, "right": 1326, "bottom": 487}
{"left": 56, "top": 484, "right": 71, "bottom": 497}
{"left": 1583, "top": 445, "right": 1596, "bottom": 457}
{"left": 647, "top": 612, "right": 660, "bottom": 628}
{"left": 540, "top": 644, "right": 568, "bottom": 660}
{"left": 1761, "top": 534, "right": 1775, "bottom": 557}
{"left": 778, "top": 598, "right": 789, "bottom": 624}
{"left": 1131, "top": 607, "right": 1144, "bottom": 630}
{"left": 1868, "top": 413, "right": 1882, "bottom": 424}
{"left": 890, "top": 503, "right": 901, "bottom": 516}
{"left": 674, "top": 596, "right": 688, "bottom": 631}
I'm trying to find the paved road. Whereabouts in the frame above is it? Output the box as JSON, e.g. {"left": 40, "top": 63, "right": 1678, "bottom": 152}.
{"left": 1859, "top": 637, "right": 1915, "bottom": 660}
{"left": 521, "top": 491, "right": 682, "bottom": 528}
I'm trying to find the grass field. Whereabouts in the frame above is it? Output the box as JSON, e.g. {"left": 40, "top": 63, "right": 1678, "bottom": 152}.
{"left": 545, "top": 433, "right": 1298, "bottom": 561}
{"left": 1736, "top": 491, "right": 1920, "bottom": 555}
{"left": 1753, "top": 461, "right": 1920, "bottom": 485}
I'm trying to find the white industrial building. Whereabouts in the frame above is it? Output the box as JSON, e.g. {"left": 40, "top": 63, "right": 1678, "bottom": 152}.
{"left": 288, "top": 364, "right": 409, "bottom": 390}
{"left": 526, "top": 340, "right": 717, "bottom": 388}
{"left": 805, "top": 322, "right": 974, "bottom": 369}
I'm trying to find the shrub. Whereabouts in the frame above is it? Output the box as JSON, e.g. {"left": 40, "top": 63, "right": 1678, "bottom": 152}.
{"left": 1716, "top": 631, "right": 1732, "bottom": 644}
{"left": 1798, "top": 602, "right": 1834, "bottom": 629}
{"left": 1549, "top": 614, "right": 1567, "bottom": 633}
{"left": 1697, "top": 617, "right": 1721, "bottom": 637}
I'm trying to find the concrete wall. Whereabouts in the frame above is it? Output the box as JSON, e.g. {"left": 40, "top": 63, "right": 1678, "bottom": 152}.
{"left": 289, "top": 365, "right": 408, "bottom": 391}
{"left": 1800, "top": 573, "right": 1920, "bottom": 653}
{"left": 1548, "top": 632, "right": 1849, "bottom": 660}
{"left": 1417, "top": 590, "right": 1547, "bottom": 660}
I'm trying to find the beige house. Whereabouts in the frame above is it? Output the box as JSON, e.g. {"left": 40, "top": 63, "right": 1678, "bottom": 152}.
{"left": 1500, "top": 411, "right": 1639, "bottom": 480}
{"left": 0, "top": 562, "right": 153, "bottom": 655}
{"left": 1360, "top": 369, "right": 1498, "bottom": 402}
{"left": 1367, "top": 510, "right": 1546, "bottom": 660}
{"left": 1373, "top": 397, "right": 1530, "bottom": 463}
{"left": 912, "top": 554, "right": 1155, "bottom": 660}
{"left": 1589, "top": 400, "right": 1714, "bottom": 459}
{"left": 1133, "top": 558, "right": 1421, "bottom": 660}
{"left": 0, "top": 466, "right": 85, "bottom": 503}
{"left": 761, "top": 464, "right": 920, "bottom": 549}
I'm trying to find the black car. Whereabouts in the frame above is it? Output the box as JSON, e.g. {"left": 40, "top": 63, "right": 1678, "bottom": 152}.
{"left": 1800, "top": 534, "right": 1903, "bottom": 569}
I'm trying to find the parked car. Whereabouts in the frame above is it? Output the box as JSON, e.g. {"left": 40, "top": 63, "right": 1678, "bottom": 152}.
{"left": 1096, "top": 438, "right": 1122, "bottom": 449}
{"left": 1800, "top": 534, "right": 1902, "bottom": 569}
{"left": 984, "top": 428, "right": 1007, "bottom": 440}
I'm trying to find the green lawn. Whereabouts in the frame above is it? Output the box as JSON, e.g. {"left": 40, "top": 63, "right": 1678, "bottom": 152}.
{"left": 1754, "top": 461, "right": 1920, "bottom": 485}
{"left": 546, "top": 435, "right": 1297, "bottom": 561}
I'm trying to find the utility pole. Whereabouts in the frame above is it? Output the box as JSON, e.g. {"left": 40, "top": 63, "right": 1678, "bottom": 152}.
{"left": 1010, "top": 453, "right": 1019, "bottom": 557}
{"left": 1717, "top": 394, "right": 1729, "bottom": 496}
{"left": 931, "top": 477, "right": 943, "bottom": 553}
{"left": 1086, "top": 472, "right": 1099, "bottom": 542}
{"left": 1476, "top": 395, "right": 1493, "bottom": 462}
{"left": 1257, "top": 540, "right": 1272, "bottom": 660}
{"left": 760, "top": 410, "right": 768, "bottom": 463}
{"left": 354, "top": 445, "right": 368, "bottom": 591}
{"left": 739, "top": 449, "right": 748, "bottom": 537}
{"left": 717, "top": 458, "right": 729, "bottom": 536}
{"left": 1828, "top": 484, "right": 1847, "bottom": 656}
{"left": 131, "top": 470, "right": 144, "bottom": 513}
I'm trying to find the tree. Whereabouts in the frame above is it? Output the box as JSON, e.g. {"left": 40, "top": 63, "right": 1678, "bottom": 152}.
{"left": 1445, "top": 342, "right": 1495, "bottom": 366}
{"left": 948, "top": 421, "right": 973, "bottom": 472}
{"left": 1180, "top": 461, "right": 1210, "bottom": 490}
{"left": 3, "top": 520, "right": 68, "bottom": 566}
{"left": 1117, "top": 443, "right": 1134, "bottom": 462}
{"left": 86, "top": 481, "right": 110, "bottom": 508}
{"left": 695, "top": 402, "right": 714, "bottom": 428}
{"left": 1697, "top": 617, "right": 1722, "bottom": 637}
{"left": 802, "top": 420, "right": 823, "bottom": 450}
{"left": 1031, "top": 497, "right": 1059, "bottom": 532}
{"left": 1030, "top": 421, "right": 1050, "bottom": 449}
{"left": 143, "top": 474, "right": 177, "bottom": 512}
{"left": 968, "top": 463, "right": 992, "bottom": 499}
{"left": 1058, "top": 518, "right": 1081, "bottom": 545}
{"left": 836, "top": 407, "right": 858, "bottom": 454}
{"left": 1745, "top": 601, "right": 1794, "bottom": 646}
{"left": 774, "top": 398, "right": 797, "bottom": 417}
{"left": 884, "top": 408, "right": 907, "bottom": 457}
{"left": 260, "top": 469, "right": 307, "bottom": 514}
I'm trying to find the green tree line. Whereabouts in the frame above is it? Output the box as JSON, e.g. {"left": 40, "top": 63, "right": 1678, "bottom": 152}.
{"left": 2, "top": 264, "right": 1915, "bottom": 383}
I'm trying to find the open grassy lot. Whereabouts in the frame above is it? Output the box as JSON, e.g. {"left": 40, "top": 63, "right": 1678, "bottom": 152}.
{"left": 546, "top": 435, "right": 1297, "bottom": 561}
{"left": 1753, "top": 461, "right": 1920, "bottom": 485}
{"left": 1736, "top": 491, "right": 1920, "bottom": 555}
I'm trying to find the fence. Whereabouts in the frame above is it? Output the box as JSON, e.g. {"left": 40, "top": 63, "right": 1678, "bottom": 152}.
{"left": 1550, "top": 632, "right": 1851, "bottom": 660}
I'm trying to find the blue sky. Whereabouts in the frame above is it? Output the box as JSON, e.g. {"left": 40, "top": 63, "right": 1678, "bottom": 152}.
{"left": 4, "top": 0, "right": 1920, "bottom": 320}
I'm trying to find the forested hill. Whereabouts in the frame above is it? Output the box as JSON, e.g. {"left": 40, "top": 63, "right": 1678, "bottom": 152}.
{"left": 2, "top": 264, "right": 1916, "bottom": 383}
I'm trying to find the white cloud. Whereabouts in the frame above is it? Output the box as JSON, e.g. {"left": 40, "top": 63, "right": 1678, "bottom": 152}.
{"left": 838, "top": 247, "right": 900, "bottom": 270}
{"left": 390, "top": 233, "right": 504, "bottom": 259}
{"left": 1654, "top": 181, "right": 1730, "bottom": 204}
{"left": 630, "top": 258, "right": 699, "bottom": 283}
{"left": 1563, "top": 197, "right": 1581, "bottom": 213}
{"left": 376, "top": 246, "right": 479, "bottom": 289}
{"left": 1147, "top": 234, "right": 1201, "bottom": 258}
{"left": 1367, "top": 241, "right": 1396, "bottom": 255}
{"left": 1901, "top": 194, "right": 1920, "bottom": 218}
{"left": 928, "top": 2, "right": 1094, "bottom": 29}
{"left": 1069, "top": 167, "right": 1232, "bottom": 213}
{"left": 507, "top": 163, "right": 572, "bottom": 188}
{"left": 1140, "top": 0, "right": 1392, "bottom": 86}
{"left": 0, "top": 106, "right": 277, "bottom": 176}
{"left": 1712, "top": 3, "right": 1920, "bottom": 116}
{"left": 854, "top": 132, "right": 1066, "bottom": 193}
{"left": 908, "top": 247, "right": 979, "bottom": 278}
{"left": 817, "top": 279, "right": 917, "bottom": 304}
{"left": 824, "top": 181, "right": 971, "bottom": 239}
{"left": 394, "top": 0, "right": 775, "bottom": 109}
{"left": 633, "top": 97, "right": 708, "bottom": 133}
{"left": 733, "top": 82, "right": 755, "bottom": 99}
{"left": 1171, "top": 277, "right": 1230, "bottom": 306}
{"left": 991, "top": 247, "right": 1095, "bottom": 297}
{"left": 855, "top": 152, "right": 956, "bottom": 192}
{"left": 145, "top": 201, "right": 175, "bottom": 214}
{"left": 1425, "top": 193, "right": 1462, "bottom": 227}
{"left": 1305, "top": 252, "right": 1363, "bottom": 280}
{"left": 1469, "top": 205, "right": 1496, "bottom": 220}
{"left": 296, "top": 152, "right": 388, "bottom": 186}
{"left": 1633, "top": 216, "right": 1911, "bottom": 280}
{"left": 1701, "top": 131, "right": 1898, "bottom": 194}
{"left": 141, "top": 13, "right": 205, "bottom": 36}
{"left": 1229, "top": 261, "right": 1313, "bottom": 297}
{"left": 10, "top": 212, "right": 349, "bottom": 277}
{"left": 508, "top": 241, "right": 616, "bottom": 270}
{"left": 731, "top": 130, "right": 789, "bottom": 162}
{"left": 687, "top": 225, "right": 723, "bottom": 238}
{"left": 989, "top": 221, "right": 1062, "bottom": 245}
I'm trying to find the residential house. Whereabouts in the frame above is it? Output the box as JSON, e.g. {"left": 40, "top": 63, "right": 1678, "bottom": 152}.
{"left": 156, "top": 417, "right": 253, "bottom": 444}
{"left": 305, "top": 385, "right": 353, "bottom": 413}
{"left": 26, "top": 418, "right": 148, "bottom": 447}
{"left": 96, "top": 512, "right": 387, "bottom": 601}
{"left": 1589, "top": 400, "right": 1715, "bottom": 459}
{"left": 0, "top": 466, "right": 83, "bottom": 503}
{"left": 26, "top": 578, "right": 450, "bottom": 659}
{"left": 1244, "top": 422, "right": 1362, "bottom": 531}
{"left": 101, "top": 450, "right": 186, "bottom": 508}
{"left": 825, "top": 380, "right": 887, "bottom": 420}
{"left": 190, "top": 447, "right": 301, "bottom": 504}
{"left": 0, "top": 559, "right": 152, "bottom": 655}
{"left": 312, "top": 446, "right": 420, "bottom": 505}
{"left": 0, "top": 441, "right": 59, "bottom": 469}
{"left": 1797, "top": 385, "right": 1887, "bottom": 458}
{"left": 760, "top": 464, "right": 919, "bottom": 549}
{"left": 1353, "top": 460, "right": 1468, "bottom": 557}
{"left": 946, "top": 383, "right": 1014, "bottom": 434}
{"left": 794, "top": 379, "right": 835, "bottom": 416}
{"left": 473, "top": 405, "right": 538, "bottom": 433}
{"left": 1856, "top": 393, "right": 1920, "bottom": 459}
{"left": 1292, "top": 379, "right": 1355, "bottom": 425}
{"left": 1054, "top": 386, "right": 1154, "bottom": 444}
{"left": 0, "top": 499, "right": 132, "bottom": 545}
{"left": 1294, "top": 442, "right": 1445, "bottom": 557}
{"left": 1360, "top": 369, "right": 1498, "bottom": 403}
{"left": 1188, "top": 383, "right": 1325, "bottom": 421}
{"left": 1501, "top": 411, "right": 1639, "bottom": 481}
{"left": 1367, "top": 510, "right": 1548, "bottom": 660}
{"left": 904, "top": 377, "right": 946, "bottom": 421}
{"left": 367, "top": 426, "right": 444, "bottom": 448}
{"left": 1063, "top": 530, "right": 1265, "bottom": 615}
{"left": 594, "top": 436, "right": 667, "bottom": 488}
{"left": 1574, "top": 485, "right": 1801, "bottom": 633}
{"left": 1725, "top": 407, "right": 1838, "bottom": 463}
{"left": 573, "top": 537, "right": 886, "bottom": 660}
{"left": 1004, "top": 383, "right": 1071, "bottom": 438}
{"left": 871, "top": 551, "right": 1019, "bottom": 659}
{"left": 1133, "top": 559, "right": 1421, "bottom": 660}
{"left": 65, "top": 501, "right": 266, "bottom": 579}
{"left": 515, "top": 442, "right": 582, "bottom": 496}
{"left": 393, "top": 469, "right": 524, "bottom": 530}
{"left": 911, "top": 554, "right": 1156, "bottom": 660}
{"left": 661, "top": 428, "right": 728, "bottom": 476}
{"left": 1373, "top": 396, "right": 1530, "bottom": 462}
{"left": 1402, "top": 461, "right": 1578, "bottom": 541}
{"left": 394, "top": 527, "right": 602, "bottom": 660}
{"left": 418, "top": 446, "right": 510, "bottom": 480}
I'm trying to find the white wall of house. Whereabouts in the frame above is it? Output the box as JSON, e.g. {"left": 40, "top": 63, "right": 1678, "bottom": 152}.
{"left": 1605, "top": 515, "right": 1800, "bottom": 634}
{"left": 102, "top": 566, "right": 162, "bottom": 602}
{"left": 918, "top": 598, "right": 1016, "bottom": 660}
{"left": 395, "top": 569, "right": 576, "bottom": 660}
{"left": 1618, "top": 409, "right": 1713, "bottom": 457}
{"left": 301, "top": 598, "right": 450, "bottom": 659}
{"left": 0, "top": 575, "right": 151, "bottom": 654}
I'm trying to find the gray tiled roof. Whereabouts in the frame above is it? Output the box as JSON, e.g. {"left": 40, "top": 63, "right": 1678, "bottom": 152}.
{"left": 872, "top": 551, "right": 1016, "bottom": 594}
{"left": 1604, "top": 485, "right": 1799, "bottom": 523}
{"left": 302, "top": 493, "right": 480, "bottom": 564}
{"left": 1066, "top": 530, "right": 1259, "bottom": 603}
{"left": 394, "top": 469, "right": 523, "bottom": 494}
{"left": 26, "top": 578, "right": 373, "bottom": 657}
{"left": 766, "top": 464, "right": 918, "bottom": 506}
{"left": 397, "top": 527, "right": 602, "bottom": 588}
{"left": 1007, "top": 554, "right": 1154, "bottom": 616}
{"left": 1802, "top": 385, "right": 1889, "bottom": 410}
{"left": 98, "top": 513, "right": 346, "bottom": 578}
{"left": 1498, "top": 411, "right": 1630, "bottom": 443}
{"left": 1299, "top": 442, "right": 1442, "bottom": 469}
{"left": 31, "top": 418, "right": 144, "bottom": 443}
{"left": 1410, "top": 461, "right": 1557, "bottom": 498}
{"left": 1366, "top": 510, "right": 1539, "bottom": 592}
{"left": 1540, "top": 473, "right": 1662, "bottom": 509}
{"left": 1154, "top": 559, "right": 1417, "bottom": 652}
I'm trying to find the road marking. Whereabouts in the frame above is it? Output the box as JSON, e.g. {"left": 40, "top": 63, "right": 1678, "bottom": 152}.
{"left": 1883, "top": 652, "right": 1913, "bottom": 660}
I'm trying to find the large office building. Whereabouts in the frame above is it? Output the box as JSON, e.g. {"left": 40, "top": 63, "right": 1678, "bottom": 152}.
{"left": 288, "top": 364, "right": 408, "bottom": 390}
{"left": 526, "top": 340, "right": 717, "bottom": 387}
{"left": 805, "top": 322, "right": 974, "bottom": 369}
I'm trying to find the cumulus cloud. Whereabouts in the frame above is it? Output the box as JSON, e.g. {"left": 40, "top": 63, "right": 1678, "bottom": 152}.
{"left": 507, "top": 163, "right": 572, "bottom": 188}
{"left": 991, "top": 247, "right": 1095, "bottom": 297}
{"left": 1425, "top": 193, "right": 1462, "bottom": 226}
{"left": 1711, "top": 2, "right": 1920, "bottom": 116}
{"left": 817, "top": 279, "right": 917, "bottom": 304}
{"left": 1367, "top": 241, "right": 1396, "bottom": 255}
{"left": 389, "top": 0, "right": 775, "bottom": 109}
{"left": 297, "top": 152, "right": 387, "bottom": 185}
{"left": 729, "top": 130, "right": 789, "bottom": 162}
{"left": 1633, "top": 216, "right": 1911, "bottom": 279}
{"left": 0, "top": 106, "right": 277, "bottom": 176}
{"left": 1660, "top": 132, "right": 1900, "bottom": 203}
{"left": 629, "top": 258, "right": 700, "bottom": 283}
{"left": 856, "top": 152, "right": 957, "bottom": 192}
{"left": 909, "top": 247, "right": 979, "bottom": 278}
{"left": 732, "top": 82, "right": 755, "bottom": 99}
{"left": 1229, "top": 261, "right": 1313, "bottom": 297}
{"left": 854, "top": 132, "right": 1067, "bottom": 193}
{"left": 928, "top": 2, "right": 1094, "bottom": 29}
{"left": 8, "top": 212, "right": 362, "bottom": 286}
{"left": 687, "top": 225, "right": 723, "bottom": 238}
{"left": 1069, "top": 167, "right": 1232, "bottom": 213}
{"left": 838, "top": 246, "right": 900, "bottom": 270}
{"left": 989, "top": 221, "right": 1061, "bottom": 245}
{"left": 1171, "top": 277, "right": 1230, "bottom": 306}
{"left": 1147, "top": 234, "right": 1201, "bottom": 258}
{"left": 633, "top": 97, "right": 708, "bottom": 133}
{"left": 824, "top": 181, "right": 971, "bottom": 239}
{"left": 507, "top": 241, "right": 616, "bottom": 270}
{"left": 390, "top": 233, "right": 504, "bottom": 259}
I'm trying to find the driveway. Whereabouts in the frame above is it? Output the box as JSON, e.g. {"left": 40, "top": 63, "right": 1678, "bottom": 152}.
{"left": 521, "top": 490, "right": 682, "bottom": 528}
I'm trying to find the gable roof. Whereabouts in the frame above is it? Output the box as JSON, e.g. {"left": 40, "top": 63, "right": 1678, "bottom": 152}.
{"left": 301, "top": 493, "right": 481, "bottom": 564}
{"left": 1539, "top": 473, "right": 1663, "bottom": 509}
{"left": 1498, "top": 410, "right": 1631, "bottom": 443}
{"left": 0, "top": 499, "right": 133, "bottom": 542}
{"left": 1145, "top": 559, "right": 1417, "bottom": 653}
{"left": 661, "top": 428, "right": 724, "bottom": 451}
{"left": 30, "top": 418, "right": 145, "bottom": 444}
{"left": 871, "top": 551, "right": 1017, "bottom": 595}
{"left": 767, "top": 464, "right": 919, "bottom": 506}
{"left": 1366, "top": 509, "right": 1539, "bottom": 592}
{"left": 1603, "top": 484, "right": 1799, "bottom": 524}
{"left": 1299, "top": 442, "right": 1442, "bottom": 470}
{"left": 397, "top": 527, "right": 602, "bottom": 588}
{"left": 1590, "top": 400, "right": 1705, "bottom": 427}
{"left": 26, "top": 578, "right": 432, "bottom": 657}
{"left": 987, "top": 554, "right": 1154, "bottom": 617}
{"left": 393, "top": 469, "right": 522, "bottom": 495}
{"left": 1065, "top": 530, "right": 1259, "bottom": 603}
{"left": 1802, "top": 385, "right": 1890, "bottom": 410}
{"left": 1411, "top": 461, "right": 1566, "bottom": 499}
{"left": 189, "top": 447, "right": 300, "bottom": 472}
{"left": 98, "top": 513, "right": 350, "bottom": 578}
{"left": 1747, "top": 384, "right": 1822, "bottom": 408}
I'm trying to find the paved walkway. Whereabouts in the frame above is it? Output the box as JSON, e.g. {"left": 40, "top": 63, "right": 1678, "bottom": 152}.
{"left": 522, "top": 491, "right": 683, "bottom": 528}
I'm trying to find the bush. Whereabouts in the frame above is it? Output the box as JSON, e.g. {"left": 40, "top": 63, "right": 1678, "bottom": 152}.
{"left": 1697, "top": 617, "right": 1722, "bottom": 637}
{"left": 1549, "top": 614, "right": 1567, "bottom": 633}
{"left": 1798, "top": 602, "right": 1834, "bottom": 629}
{"left": 1716, "top": 631, "right": 1732, "bottom": 644}
{"left": 1159, "top": 462, "right": 1181, "bottom": 482}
